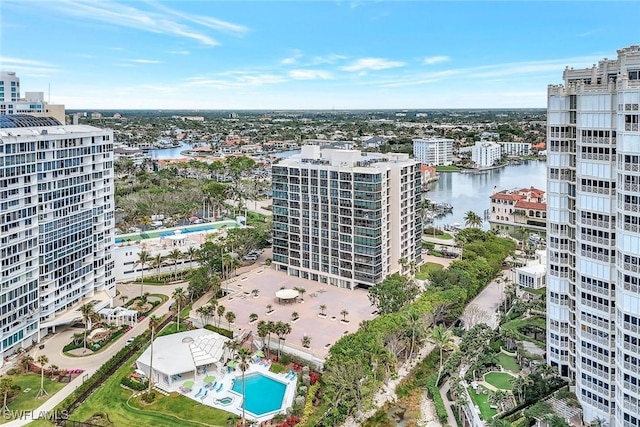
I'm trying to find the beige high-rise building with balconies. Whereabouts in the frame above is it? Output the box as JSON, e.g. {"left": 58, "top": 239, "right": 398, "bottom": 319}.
{"left": 547, "top": 45, "right": 640, "bottom": 426}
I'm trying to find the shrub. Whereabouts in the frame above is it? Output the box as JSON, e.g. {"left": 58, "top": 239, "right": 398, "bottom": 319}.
{"left": 140, "top": 390, "right": 157, "bottom": 403}
{"left": 121, "top": 376, "right": 147, "bottom": 391}
{"left": 298, "top": 383, "right": 321, "bottom": 426}
{"left": 203, "top": 324, "right": 233, "bottom": 339}
{"left": 426, "top": 374, "right": 448, "bottom": 423}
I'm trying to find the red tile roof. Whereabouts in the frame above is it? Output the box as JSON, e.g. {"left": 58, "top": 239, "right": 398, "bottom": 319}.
{"left": 491, "top": 193, "right": 523, "bottom": 201}
{"left": 515, "top": 200, "right": 547, "bottom": 210}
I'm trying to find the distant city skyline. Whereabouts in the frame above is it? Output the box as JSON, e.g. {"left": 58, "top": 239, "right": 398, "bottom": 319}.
{"left": 1, "top": 1, "right": 638, "bottom": 110}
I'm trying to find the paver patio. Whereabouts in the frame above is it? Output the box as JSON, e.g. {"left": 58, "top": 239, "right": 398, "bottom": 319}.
{"left": 214, "top": 268, "right": 375, "bottom": 358}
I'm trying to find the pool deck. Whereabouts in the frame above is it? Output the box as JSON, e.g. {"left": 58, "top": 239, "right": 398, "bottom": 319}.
{"left": 116, "top": 220, "right": 238, "bottom": 243}
{"left": 158, "top": 359, "right": 296, "bottom": 424}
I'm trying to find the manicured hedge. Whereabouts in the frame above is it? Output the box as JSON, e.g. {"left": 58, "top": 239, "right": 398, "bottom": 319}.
{"left": 121, "top": 376, "right": 147, "bottom": 391}
{"left": 203, "top": 324, "right": 233, "bottom": 339}
{"left": 426, "top": 374, "right": 448, "bottom": 423}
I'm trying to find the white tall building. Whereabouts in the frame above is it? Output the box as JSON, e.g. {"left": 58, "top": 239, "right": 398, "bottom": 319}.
{"left": 271, "top": 146, "right": 422, "bottom": 289}
{"left": 0, "top": 115, "right": 115, "bottom": 360}
{"left": 412, "top": 138, "right": 454, "bottom": 166}
{"left": 471, "top": 140, "right": 502, "bottom": 168}
{"left": 547, "top": 45, "right": 640, "bottom": 426}
{"left": 0, "top": 71, "right": 65, "bottom": 123}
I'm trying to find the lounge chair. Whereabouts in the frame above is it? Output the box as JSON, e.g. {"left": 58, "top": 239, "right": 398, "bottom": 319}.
{"left": 215, "top": 382, "right": 224, "bottom": 392}
{"left": 201, "top": 390, "right": 208, "bottom": 400}
{"left": 194, "top": 388, "right": 203, "bottom": 398}
{"left": 210, "top": 381, "right": 217, "bottom": 389}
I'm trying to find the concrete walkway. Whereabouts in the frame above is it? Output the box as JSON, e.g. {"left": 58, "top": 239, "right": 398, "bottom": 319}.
{"left": 440, "top": 379, "right": 458, "bottom": 426}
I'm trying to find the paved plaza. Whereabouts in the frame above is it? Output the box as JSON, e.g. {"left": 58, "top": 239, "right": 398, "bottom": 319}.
{"left": 214, "top": 268, "right": 375, "bottom": 358}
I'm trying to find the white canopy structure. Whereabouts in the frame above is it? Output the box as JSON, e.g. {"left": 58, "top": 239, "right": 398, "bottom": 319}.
{"left": 136, "top": 329, "right": 230, "bottom": 387}
{"left": 275, "top": 288, "right": 299, "bottom": 304}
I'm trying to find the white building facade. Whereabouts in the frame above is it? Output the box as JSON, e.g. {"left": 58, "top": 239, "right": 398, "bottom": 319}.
{"left": 547, "top": 45, "right": 640, "bottom": 426}
{"left": 0, "top": 72, "right": 65, "bottom": 123}
{"left": 471, "top": 141, "right": 502, "bottom": 168}
{"left": 499, "top": 141, "right": 532, "bottom": 156}
{"left": 271, "top": 146, "right": 422, "bottom": 289}
{"left": 0, "top": 117, "right": 115, "bottom": 360}
{"left": 412, "top": 138, "right": 454, "bottom": 166}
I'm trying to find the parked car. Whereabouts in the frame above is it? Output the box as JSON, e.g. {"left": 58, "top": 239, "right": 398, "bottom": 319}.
{"left": 127, "top": 336, "right": 137, "bottom": 344}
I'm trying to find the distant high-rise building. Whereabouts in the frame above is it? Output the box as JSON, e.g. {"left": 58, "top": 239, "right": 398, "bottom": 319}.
{"left": 0, "top": 71, "right": 65, "bottom": 123}
{"left": 546, "top": 45, "right": 640, "bottom": 426}
{"left": 471, "top": 140, "right": 502, "bottom": 168}
{"left": 412, "top": 138, "right": 454, "bottom": 166}
{"left": 271, "top": 146, "right": 422, "bottom": 289}
{"left": 0, "top": 115, "right": 115, "bottom": 362}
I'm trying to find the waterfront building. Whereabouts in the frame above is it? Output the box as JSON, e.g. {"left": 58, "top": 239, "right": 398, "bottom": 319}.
{"left": 499, "top": 141, "right": 532, "bottom": 156}
{"left": 0, "top": 72, "right": 65, "bottom": 123}
{"left": 0, "top": 115, "right": 115, "bottom": 361}
{"left": 471, "top": 140, "right": 502, "bottom": 168}
{"left": 271, "top": 145, "right": 422, "bottom": 289}
{"left": 489, "top": 187, "right": 546, "bottom": 235}
{"left": 546, "top": 45, "right": 640, "bottom": 425}
{"left": 412, "top": 138, "right": 454, "bottom": 166}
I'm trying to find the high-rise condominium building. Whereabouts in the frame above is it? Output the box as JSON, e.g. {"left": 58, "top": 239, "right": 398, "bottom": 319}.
{"left": 271, "top": 145, "right": 422, "bottom": 289}
{"left": 412, "top": 138, "right": 454, "bottom": 166}
{"left": 547, "top": 45, "right": 640, "bottom": 425}
{"left": 0, "top": 71, "right": 65, "bottom": 123}
{"left": 0, "top": 115, "right": 115, "bottom": 362}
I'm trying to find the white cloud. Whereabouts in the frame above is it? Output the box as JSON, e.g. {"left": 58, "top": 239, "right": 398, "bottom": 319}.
{"left": 309, "top": 54, "right": 347, "bottom": 65}
{"left": 341, "top": 57, "right": 405, "bottom": 72}
{"left": 288, "top": 69, "right": 333, "bottom": 80}
{"left": 423, "top": 55, "right": 450, "bottom": 65}
{"left": 167, "top": 50, "right": 190, "bottom": 55}
{"left": 183, "top": 72, "right": 287, "bottom": 89}
{"left": 0, "top": 56, "right": 60, "bottom": 74}
{"left": 128, "top": 59, "right": 163, "bottom": 64}
{"left": 281, "top": 49, "right": 303, "bottom": 65}
{"left": 50, "top": 1, "right": 249, "bottom": 46}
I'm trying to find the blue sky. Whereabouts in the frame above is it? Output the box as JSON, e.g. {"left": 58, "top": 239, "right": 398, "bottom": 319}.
{"left": 1, "top": 1, "right": 639, "bottom": 109}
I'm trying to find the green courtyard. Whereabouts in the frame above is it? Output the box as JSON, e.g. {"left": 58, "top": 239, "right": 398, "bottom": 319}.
{"left": 0, "top": 374, "right": 67, "bottom": 424}
{"left": 484, "top": 372, "right": 515, "bottom": 390}
{"left": 415, "top": 262, "right": 444, "bottom": 280}
{"left": 497, "top": 353, "right": 520, "bottom": 372}
{"left": 469, "top": 386, "right": 497, "bottom": 420}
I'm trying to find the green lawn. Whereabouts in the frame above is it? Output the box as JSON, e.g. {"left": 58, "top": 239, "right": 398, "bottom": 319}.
{"left": 0, "top": 374, "right": 67, "bottom": 424}
{"left": 484, "top": 372, "right": 515, "bottom": 390}
{"left": 158, "top": 322, "right": 190, "bottom": 337}
{"left": 270, "top": 362, "right": 286, "bottom": 374}
{"left": 415, "top": 262, "right": 444, "bottom": 280}
{"left": 500, "top": 316, "right": 546, "bottom": 349}
{"left": 69, "top": 350, "right": 237, "bottom": 426}
{"left": 435, "top": 165, "right": 461, "bottom": 172}
{"left": 497, "top": 353, "right": 520, "bottom": 372}
{"left": 469, "top": 386, "right": 497, "bottom": 420}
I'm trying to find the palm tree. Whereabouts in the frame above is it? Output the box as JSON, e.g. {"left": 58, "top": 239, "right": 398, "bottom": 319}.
{"left": 257, "top": 320, "right": 269, "bottom": 351}
{"left": 404, "top": 309, "right": 426, "bottom": 360}
{"left": 225, "top": 311, "right": 236, "bottom": 330}
{"left": 319, "top": 304, "right": 327, "bottom": 316}
{"left": 152, "top": 253, "right": 164, "bottom": 275}
{"left": 216, "top": 305, "right": 226, "bottom": 328}
{"left": 430, "top": 325, "right": 454, "bottom": 385}
{"left": 168, "top": 249, "right": 182, "bottom": 280}
{"left": 591, "top": 417, "right": 609, "bottom": 427}
{"left": 186, "top": 246, "right": 198, "bottom": 270}
{"left": 196, "top": 304, "right": 214, "bottom": 326}
{"left": 172, "top": 287, "right": 188, "bottom": 332}
{"left": 340, "top": 309, "right": 349, "bottom": 322}
{"left": 275, "top": 321, "right": 292, "bottom": 359}
{"left": 464, "top": 210, "right": 483, "bottom": 228}
{"left": 398, "top": 257, "right": 408, "bottom": 274}
{"left": 148, "top": 314, "right": 160, "bottom": 392}
{"left": 291, "top": 312, "right": 299, "bottom": 322}
{"left": 266, "top": 321, "right": 275, "bottom": 355}
{"left": 236, "top": 348, "right": 251, "bottom": 426}
{"left": 249, "top": 313, "right": 258, "bottom": 323}
{"left": 266, "top": 304, "right": 273, "bottom": 314}
{"left": 136, "top": 250, "right": 151, "bottom": 296}
{"left": 80, "top": 303, "right": 97, "bottom": 352}
{"left": 0, "top": 376, "right": 14, "bottom": 413}
{"left": 301, "top": 336, "right": 311, "bottom": 348}
{"left": 225, "top": 340, "right": 240, "bottom": 360}
{"left": 36, "top": 355, "right": 49, "bottom": 398}
{"left": 295, "top": 287, "right": 306, "bottom": 302}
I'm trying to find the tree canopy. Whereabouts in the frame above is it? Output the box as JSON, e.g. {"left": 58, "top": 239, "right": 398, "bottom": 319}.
{"left": 368, "top": 273, "right": 419, "bottom": 315}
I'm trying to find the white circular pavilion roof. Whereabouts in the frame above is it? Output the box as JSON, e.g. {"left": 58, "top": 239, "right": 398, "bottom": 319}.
{"left": 275, "top": 288, "right": 299, "bottom": 300}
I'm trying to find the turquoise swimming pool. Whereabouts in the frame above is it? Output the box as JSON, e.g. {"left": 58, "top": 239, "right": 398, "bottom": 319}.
{"left": 231, "top": 373, "right": 286, "bottom": 416}
{"left": 115, "top": 220, "right": 237, "bottom": 244}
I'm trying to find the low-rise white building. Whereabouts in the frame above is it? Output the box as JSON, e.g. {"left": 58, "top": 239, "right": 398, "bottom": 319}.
{"left": 515, "top": 264, "right": 546, "bottom": 290}
{"left": 471, "top": 141, "right": 502, "bottom": 168}
{"left": 413, "top": 138, "right": 454, "bottom": 166}
{"left": 499, "top": 141, "right": 531, "bottom": 156}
